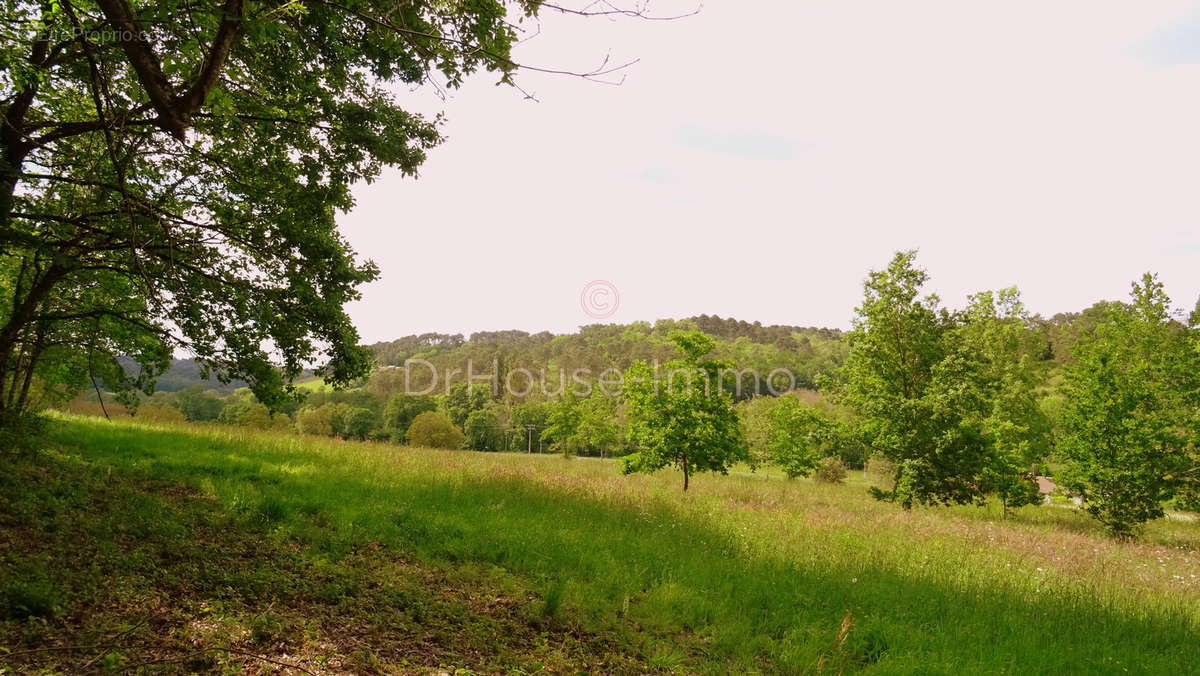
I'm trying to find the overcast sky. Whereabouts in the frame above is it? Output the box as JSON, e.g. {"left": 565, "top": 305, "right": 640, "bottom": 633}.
{"left": 339, "top": 0, "right": 1200, "bottom": 342}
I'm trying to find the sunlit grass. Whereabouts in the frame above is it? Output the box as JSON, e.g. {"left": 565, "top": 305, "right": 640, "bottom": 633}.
{"left": 40, "top": 413, "right": 1200, "bottom": 673}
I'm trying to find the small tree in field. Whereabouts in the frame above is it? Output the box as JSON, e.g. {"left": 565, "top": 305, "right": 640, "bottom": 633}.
{"left": 1059, "top": 274, "right": 1198, "bottom": 538}
{"left": 464, "top": 408, "right": 500, "bottom": 451}
{"left": 952, "top": 288, "right": 1050, "bottom": 517}
{"left": 621, "top": 331, "right": 747, "bottom": 490}
{"left": 767, "top": 397, "right": 843, "bottom": 479}
{"left": 737, "top": 395, "right": 779, "bottom": 469}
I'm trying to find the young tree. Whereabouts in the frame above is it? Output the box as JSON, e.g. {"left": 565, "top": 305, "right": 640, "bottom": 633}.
{"left": 342, "top": 407, "right": 377, "bottom": 441}
{"left": 737, "top": 395, "right": 779, "bottom": 469}
{"left": 296, "top": 405, "right": 336, "bottom": 437}
{"left": 295, "top": 402, "right": 353, "bottom": 436}
{"left": 509, "top": 400, "right": 551, "bottom": 452}
{"left": 442, "top": 383, "right": 489, "bottom": 429}
{"left": 951, "top": 288, "right": 1049, "bottom": 516}
{"left": 174, "top": 385, "right": 225, "bottom": 422}
{"left": 621, "top": 331, "right": 747, "bottom": 490}
{"left": 1058, "top": 274, "right": 1198, "bottom": 537}
{"left": 767, "top": 397, "right": 844, "bottom": 479}
{"left": 543, "top": 390, "right": 621, "bottom": 457}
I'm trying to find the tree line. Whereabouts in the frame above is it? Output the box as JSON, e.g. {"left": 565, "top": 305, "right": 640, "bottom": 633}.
{"left": 73, "top": 251, "right": 1200, "bottom": 538}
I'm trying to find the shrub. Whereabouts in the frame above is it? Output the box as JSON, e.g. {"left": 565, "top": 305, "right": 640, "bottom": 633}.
{"left": 1, "top": 569, "right": 62, "bottom": 620}
{"left": 296, "top": 402, "right": 354, "bottom": 437}
{"left": 270, "top": 412, "right": 294, "bottom": 432}
{"left": 406, "top": 411, "right": 466, "bottom": 449}
{"left": 814, "top": 456, "right": 848, "bottom": 484}
{"left": 235, "top": 403, "right": 275, "bottom": 430}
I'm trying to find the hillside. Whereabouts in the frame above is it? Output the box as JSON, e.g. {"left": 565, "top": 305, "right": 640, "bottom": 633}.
{"left": 3, "top": 415, "right": 1197, "bottom": 674}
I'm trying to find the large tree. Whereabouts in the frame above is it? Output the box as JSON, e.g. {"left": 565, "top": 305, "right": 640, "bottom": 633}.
{"left": 1058, "top": 274, "right": 1199, "bottom": 537}
{"left": 835, "top": 251, "right": 968, "bottom": 507}
{"left": 0, "top": 0, "right": 661, "bottom": 419}
{"left": 836, "top": 252, "right": 1046, "bottom": 509}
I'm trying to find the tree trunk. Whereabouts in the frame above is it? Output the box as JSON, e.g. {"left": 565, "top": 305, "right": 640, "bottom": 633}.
{"left": 682, "top": 459, "right": 690, "bottom": 491}
{"left": 0, "top": 264, "right": 65, "bottom": 416}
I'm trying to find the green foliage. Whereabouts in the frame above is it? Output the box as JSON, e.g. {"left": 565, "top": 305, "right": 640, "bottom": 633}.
{"left": 367, "top": 319, "right": 848, "bottom": 400}
{"left": 767, "top": 397, "right": 842, "bottom": 479}
{"left": 174, "top": 385, "right": 225, "bottom": 422}
{"left": 296, "top": 403, "right": 349, "bottom": 437}
{"left": 464, "top": 408, "right": 500, "bottom": 451}
{"left": 837, "top": 252, "right": 980, "bottom": 508}
{"left": 1, "top": 565, "right": 63, "bottom": 620}
{"left": 838, "top": 252, "right": 1048, "bottom": 510}
{"left": 543, "top": 391, "right": 621, "bottom": 457}
{"left": 442, "top": 383, "right": 489, "bottom": 428}
{"left": 381, "top": 394, "right": 437, "bottom": 442}
{"left": 736, "top": 395, "right": 778, "bottom": 468}
{"left": 1058, "top": 274, "right": 1199, "bottom": 537}
{"left": 508, "top": 400, "right": 551, "bottom": 452}
{"left": 342, "top": 407, "right": 377, "bottom": 441}
{"left": 1, "top": 0, "right": 552, "bottom": 418}
{"left": 621, "top": 331, "right": 747, "bottom": 490}
{"left": 406, "top": 411, "right": 466, "bottom": 449}
{"left": 952, "top": 288, "right": 1052, "bottom": 513}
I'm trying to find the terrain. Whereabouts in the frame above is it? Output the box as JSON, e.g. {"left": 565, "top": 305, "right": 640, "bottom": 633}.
{"left": 2, "top": 414, "right": 1198, "bottom": 674}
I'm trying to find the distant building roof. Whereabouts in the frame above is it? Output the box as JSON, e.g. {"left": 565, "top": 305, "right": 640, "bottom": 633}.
{"left": 1036, "top": 476, "right": 1058, "bottom": 495}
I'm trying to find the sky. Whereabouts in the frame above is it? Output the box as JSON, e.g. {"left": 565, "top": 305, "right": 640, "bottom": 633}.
{"left": 339, "top": 0, "right": 1200, "bottom": 342}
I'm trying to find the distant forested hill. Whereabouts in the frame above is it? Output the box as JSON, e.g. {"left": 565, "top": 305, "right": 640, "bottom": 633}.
{"left": 130, "top": 306, "right": 1117, "bottom": 396}
{"left": 364, "top": 316, "right": 848, "bottom": 398}
{"left": 118, "top": 357, "right": 248, "bottom": 394}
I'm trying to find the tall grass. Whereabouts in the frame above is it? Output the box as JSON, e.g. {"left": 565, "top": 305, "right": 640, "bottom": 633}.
{"left": 45, "top": 413, "right": 1200, "bottom": 674}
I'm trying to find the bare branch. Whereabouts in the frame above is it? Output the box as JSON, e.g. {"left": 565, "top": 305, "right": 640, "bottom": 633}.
{"left": 541, "top": 1, "right": 702, "bottom": 21}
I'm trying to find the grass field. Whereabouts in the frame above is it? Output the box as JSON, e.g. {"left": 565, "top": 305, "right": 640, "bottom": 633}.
{"left": 3, "top": 414, "right": 1198, "bottom": 674}
{"left": 293, "top": 377, "right": 330, "bottom": 393}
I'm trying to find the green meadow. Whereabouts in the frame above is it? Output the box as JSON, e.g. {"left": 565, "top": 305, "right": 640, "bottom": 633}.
{"left": 3, "top": 414, "right": 1198, "bottom": 674}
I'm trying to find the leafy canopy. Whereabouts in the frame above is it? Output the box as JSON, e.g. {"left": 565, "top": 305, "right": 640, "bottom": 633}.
{"left": 621, "top": 330, "right": 747, "bottom": 490}
{"left": 0, "top": 0, "right": 583, "bottom": 417}
{"left": 836, "top": 251, "right": 1047, "bottom": 509}
{"left": 1058, "top": 274, "right": 1200, "bottom": 537}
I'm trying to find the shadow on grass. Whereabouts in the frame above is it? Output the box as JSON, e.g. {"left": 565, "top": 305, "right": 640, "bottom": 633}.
{"left": 46, "top": 418, "right": 1198, "bottom": 674}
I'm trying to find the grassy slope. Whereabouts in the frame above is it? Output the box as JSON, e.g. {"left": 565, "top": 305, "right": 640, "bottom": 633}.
{"left": 3, "top": 415, "right": 1198, "bottom": 674}
{"left": 292, "top": 378, "right": 329, "bottom": 393}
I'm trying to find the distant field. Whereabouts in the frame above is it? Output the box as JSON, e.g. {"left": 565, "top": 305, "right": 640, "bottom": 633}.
{"left": 3, "top": 414, "right": 1198, "bottom": 674}
{"left": 293, "top": 376, "right": 329, "bottom": 392}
